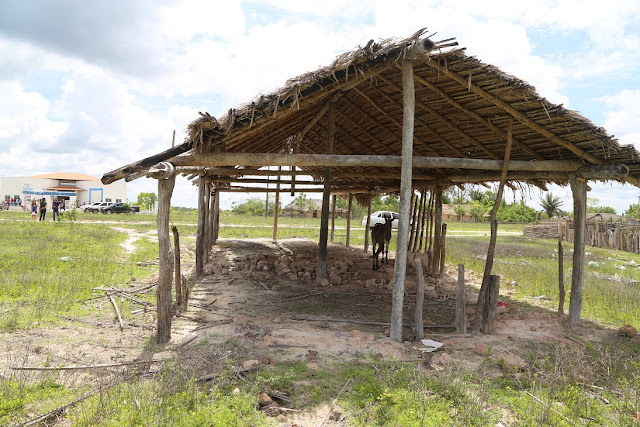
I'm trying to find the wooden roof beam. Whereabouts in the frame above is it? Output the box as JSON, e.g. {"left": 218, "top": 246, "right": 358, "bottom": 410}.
{"left": 377, "top": 74, "right": 500, "bottom": 160}
{"left": 405, "top": 66, "right": 545, "bottom": 160}
{"left": 169, "top": 152, "right": 586, "bottom": 171}
{"left": 423, "top": 57, "right": 603, "bottom": 165}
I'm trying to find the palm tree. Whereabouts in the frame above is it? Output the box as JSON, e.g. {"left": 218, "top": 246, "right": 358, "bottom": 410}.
{"left": 540, "top": 193, "right": 563, "bottom": 218}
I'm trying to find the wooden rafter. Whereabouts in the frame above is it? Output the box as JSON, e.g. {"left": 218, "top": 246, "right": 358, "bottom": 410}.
{"left": 424, "top": 58, "right": 603, "bottom": 165}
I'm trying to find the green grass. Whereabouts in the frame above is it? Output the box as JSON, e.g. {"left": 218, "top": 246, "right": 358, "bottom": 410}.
{"left": 0, "top": 221, "right": 157, "bottom": 331}
{"left": 447, "top": 234, "right": 640, "bottom": 329}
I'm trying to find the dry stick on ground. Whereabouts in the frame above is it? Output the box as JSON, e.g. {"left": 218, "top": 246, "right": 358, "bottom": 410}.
{"left": 11, "top": 359, "right": 164, "bottom": 371}
{"left": 524, "top": 391, "right": 573, "bottom": 424}
{"left": 16, "top": 378, "right": 120, "bottom": 427}
{"left": 320, "top": 378, "right": 352, "bottom": 427}
{"left": 279, "top": 291, "right": 325, "bottom": 302}
{"left": 108, "top": 295, "right": 125, "bottom": 330}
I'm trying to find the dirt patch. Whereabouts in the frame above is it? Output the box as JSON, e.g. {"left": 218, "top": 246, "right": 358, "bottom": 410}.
{"left": 1, "top": 237, "right": 626, "bottom": 425}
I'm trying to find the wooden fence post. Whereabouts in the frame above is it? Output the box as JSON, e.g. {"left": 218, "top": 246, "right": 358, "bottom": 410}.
{"left": 414, "top": 258, "right": 425, "bottom": 340}
{"left": 171, "top": 225, "right": 182, "bottom": 308}
{"left": 456, "top": 264, "right": 466, "bottom": 334}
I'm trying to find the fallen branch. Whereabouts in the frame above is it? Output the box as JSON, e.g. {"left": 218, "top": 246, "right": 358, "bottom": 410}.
{"left": 10, "top": 359, "right": 164, "bottom": 371}
{"left": 320, "top": 378, "right": 352, "bottom": 427}
{"left": 525, "top": 391, "right": 573, "bottom": 424}
{"left": 16, "top": 379, "right": 119, "bottom": 426}
{"left": 280, "top": 291, "right": 325, "bottom": 303}
{"left": 191, "top": 319, "right": 233, "bottom": 331}
{"left": 109, "top": 295, "right": 125, "bottom": 330}
{"left": 292, "top": 315, "right": 389, "bottom": 326}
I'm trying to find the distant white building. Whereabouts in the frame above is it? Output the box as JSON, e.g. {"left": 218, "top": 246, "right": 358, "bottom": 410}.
{"left": 0, "top": 172, "right": 127, "bottom": 208}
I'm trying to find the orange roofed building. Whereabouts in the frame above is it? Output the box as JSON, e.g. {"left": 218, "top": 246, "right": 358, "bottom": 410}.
{"left": 0, "top": 172, "right": 127, "bottom": 208}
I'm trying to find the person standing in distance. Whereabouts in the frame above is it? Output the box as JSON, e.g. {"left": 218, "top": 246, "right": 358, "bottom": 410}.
{"left": 52, "top": 197, "right": 61, "bottom": 221}
{"left": 39, "top": 198, "right": 47, "bottom": 221}
{"left": 31, "top": 200, "right": 37, "bottom": 221}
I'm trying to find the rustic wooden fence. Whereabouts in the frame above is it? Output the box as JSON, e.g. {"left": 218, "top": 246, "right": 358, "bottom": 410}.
{"left": 524, "top": 219, "right": 640, "bottom": 254}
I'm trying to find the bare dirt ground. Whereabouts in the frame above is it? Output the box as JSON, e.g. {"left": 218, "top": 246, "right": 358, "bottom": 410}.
{"left": 0, "top": 237, "right": 619, "bottom": 425}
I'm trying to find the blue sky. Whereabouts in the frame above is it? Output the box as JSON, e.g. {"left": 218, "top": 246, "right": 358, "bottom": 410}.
{"left": 1, "top": 0, "right": 640, "bottom": 213}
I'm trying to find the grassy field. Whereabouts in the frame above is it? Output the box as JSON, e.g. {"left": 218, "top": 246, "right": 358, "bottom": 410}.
{"left": 1, "top": 210, "right": 640, "bottom": 425}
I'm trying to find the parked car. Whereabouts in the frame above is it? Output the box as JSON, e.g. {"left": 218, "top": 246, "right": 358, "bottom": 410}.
{"left": 362, "top": 211, "right": 400, "bottom": 229}
{"left": 82, "top": 202, "right": 109, "bottom": 213}
{"left": 99, "top": 203, "right": 140, "bottom": 214}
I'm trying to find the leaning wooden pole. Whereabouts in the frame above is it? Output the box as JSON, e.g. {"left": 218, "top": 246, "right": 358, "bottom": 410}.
{"left": 195, "top": 177, "right": 206, "bottom": 278}
{"left": 346, "top": 194, "right": 353, "bottom": 247}
{"left": 364, "top": 197, "right": 372, "bottom": 253}
{"left": 157, "top": 172, "right": 176, "bottom": 343}
{"left": 316, "top": 100, "right": 336, "bottom": 283}
{"left": 569, "top": 175, "right": 587, "bottom": 326}
{"left": 273, "top": 167, "right": 281, "bottom": 242}
{"left": 474, "top": 118, "right": 513, "bottom": 333}
{"left": 391, "top": 59, "right": 415, "bottom": 342}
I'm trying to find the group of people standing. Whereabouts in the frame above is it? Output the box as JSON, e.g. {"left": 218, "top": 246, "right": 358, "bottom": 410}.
{"left": 31, "top": 197, "right": 64, "bottom": 221}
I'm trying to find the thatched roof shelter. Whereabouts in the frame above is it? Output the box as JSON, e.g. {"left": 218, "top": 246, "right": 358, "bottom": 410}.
{"left": 103, "top": 29, "right": 640, "bottom": 343}
{"left": 105, "top": 28, "right": 640, "bottom": 190}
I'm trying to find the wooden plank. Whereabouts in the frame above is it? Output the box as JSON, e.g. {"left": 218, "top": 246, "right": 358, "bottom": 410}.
{"left": 391, "top": 59, "right": 415, "bottom": 342}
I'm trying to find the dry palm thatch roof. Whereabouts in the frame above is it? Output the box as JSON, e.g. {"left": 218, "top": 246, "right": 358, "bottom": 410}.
{"left": 103, "top": 28, "right": 640, "bottom": 194}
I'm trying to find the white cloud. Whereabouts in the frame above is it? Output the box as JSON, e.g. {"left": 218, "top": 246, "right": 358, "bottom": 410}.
{"left": 602, "top": 90, "right": 640, "bottom": 148}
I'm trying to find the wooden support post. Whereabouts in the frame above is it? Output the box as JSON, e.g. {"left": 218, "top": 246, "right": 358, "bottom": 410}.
{"left": 418, "top": 190, "right": 429, "bottom": 251}
{"left": 431, "top": 186, "right": 443, "bottom": 276}
{"left": 407, "top": 193, "right": 418, "bottom": 251}
{"left": 330, "top": 195, "right": 336, "bottom": 242}
{"left": 195, "top": 177, "right": 206, "bottom": 278}
{"left": 482, "top": 275, "right": 500, "bottom": 334}
{"left": 455, "top": 264, "right": 466, "bottom": 334}
{"left": 474, "top": 118, "right": 513, "bottom": 333}
{"left": 439, "top": 223, "right": 447, "bottom": 278}
{"left": 207, "top": 182, "right": 215, "bottom": 251}
{"left": 558, "top": 237, "right": 565, "bottom": 316}
{"left": 346, "top": 194, "right": 352, "bottom": 247}
{"left": 213, "top": 188, "right": 220, "bottom": 243}
{"left": 171, "top": 225, "right": 182, "bottom": 308}
{"left": 204, "top": 179, "right": 211, "bottom": 253}
{"left": 569, "top": 175, "right": 587, "bottom": 327}
{"left": 414, "top": 258, "right": 425, "bottom": 340}
{"left": 391, "top": 59, "right": 415, "bottom": 342}
{"left": 157, "top": 173, "right": 176, "bottom": 344}
{"left": 413, "top": 190, "right": 426, "bottom": 252}
{"left": 290, "top": 166, "right": 296, "bottom": 196}
{"left": 316, "top": 101, "right": 336, "bottom": 283}
{"left": 364, "top": 197, "right": 372, "bottom": 252}
{"left": 273, "top": 167, "right": 281, "bottom": 242}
